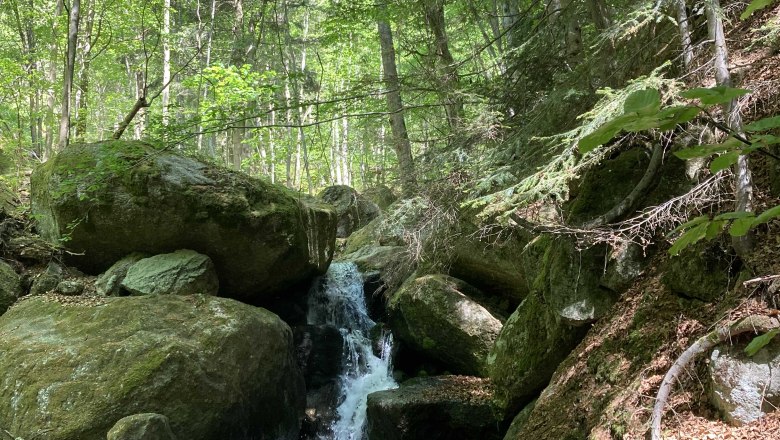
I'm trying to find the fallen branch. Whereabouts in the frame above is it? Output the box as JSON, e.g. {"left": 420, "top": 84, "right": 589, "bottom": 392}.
{"left": 650, "top": 314, "right": 780, "bottom": 440}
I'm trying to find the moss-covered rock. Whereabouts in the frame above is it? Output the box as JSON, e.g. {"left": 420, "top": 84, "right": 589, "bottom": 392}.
{"left": 0, "top": 260, "right": 21, "bottom": 315}
{"left": 487, "top": 292, "right": 587, "bottom": 414}
{"left": 361, "top": 185, "right": 397, "bottom": 210}
{"left": 121, "top": 250, "right": 219, "bottom": 296}
{"left": 366, "top": 376, "right": 502, "bottom": 440}
{"left": 318, "top": 185, "right": 380, "bottom": 238}
{"left": 388, "top": 274, "right": 503, "bottom": 376}
{"left": 95, "top": 252, "right": 149, "bottom": 296}
{"left": 0, "top": 294, "right": 305, "bottom": 440}
{"left": 662, "top": 241, "right": 735, "bottom": 302}
{"left": 107, "top": 413, "right": 177, "bottom": 440}
{"left": 30, "top": 141, "right": 337, "bottom": 303}
{"left": 343, "top": 197, "right": 430, "bottom": 254}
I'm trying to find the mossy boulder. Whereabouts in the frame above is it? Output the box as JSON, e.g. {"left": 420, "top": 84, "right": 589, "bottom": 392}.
{"left": 318, "top": 185, "right": 380, "bottom": 238}
{"left": 0, "top": 179, "right": 17, "bottom": 218}
{"left": 343, "top": 197, "right": 430, "bottom": 254}
{"left": 30, "top": 141, "right": 337, "bottom": 303}
{"left": 388, "top": 274, "right": 503, "bottom": 376}
{"left": 107, "top": 413, "right": 177, "bottom": 440}
{"left": 95, "top": 252, "right": 149, "bottom": 296}
{"left": 366, "top": 376, "right": 502, "bottom": 440}
{"left": 487, "top": 293, "right": 588, "bottom": 414}
{"left": 662, "top": 241, "right": 735, "bottom": 302}
{"left": 361, "top": 185, "right": 397, "bottom": 209}
{"left": 0, "top": 294, "right": 305, "bottom": 440}
{"left": 0, "top": 260, "right": 22, "bottom": 315}
{"left": 121, "top": 250, "right": 219, "bottom": 296}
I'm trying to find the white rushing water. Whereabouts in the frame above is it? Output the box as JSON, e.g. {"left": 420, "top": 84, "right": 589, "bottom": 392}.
{"left": 308, "top": 262, "right": 398, "bottom": 440}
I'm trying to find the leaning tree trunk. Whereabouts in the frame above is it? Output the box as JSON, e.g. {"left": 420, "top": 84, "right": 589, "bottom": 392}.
{"left": 676, "top": 0, "right": 694, "bottom": 71}
{"left": 706, "top": 0, "right": 754, "bottom": 256}
{"left": 58, "top": 0, "right": 80, "bottom": 150}
{"left": 377, "top": 11, "right": 417, "bottom": 197}
{"left": 424, "top": 0, "right": 463, "bottom": 129}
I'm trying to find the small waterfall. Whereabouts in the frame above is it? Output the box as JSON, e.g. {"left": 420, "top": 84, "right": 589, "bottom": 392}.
{"left": 308, "top": 262, "right": 397, "bottom": 440}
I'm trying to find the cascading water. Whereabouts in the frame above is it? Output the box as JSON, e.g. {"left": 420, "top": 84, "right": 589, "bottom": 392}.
{"left": 307, "top": 262, "right": 397, "bottom": 440}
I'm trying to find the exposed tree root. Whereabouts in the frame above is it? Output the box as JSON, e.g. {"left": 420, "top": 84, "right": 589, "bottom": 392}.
{"left": 651, "top": 314, "right": 780, "bottom": 440}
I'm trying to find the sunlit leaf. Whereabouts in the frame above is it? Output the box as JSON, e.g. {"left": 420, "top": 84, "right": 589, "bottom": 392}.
{"left": 745, "top": 329, "right": 780, "bottom": 357}
{"left": 669, "top": 215, "right": 709, "bottom": 235}
{"left": 714, "top": 211, "right": 754, "bottom": 221}
{"left": 753, "top": 205, "right": 780, "bottom": 226}
{"left": 745, "top": 116, "right": 780, "bottom": 132}
{"left": 624, "top": 89, "right": 661, "bottom": 115}
{"left": 681, "top": 87, "right": 751, "bottom": 106}
{"left": 729, "top": 216, "right": 756, "bottom": 236}
{"left": 741, "top": 0, "right": 776, "bottom": 19}
{"left": 674, "top": 138, "right": 743, "bottom": 159}
{"left": 706, "top": 220, "right": 727, "bottom": 239}
{"left": 578, "top": 115, "right": 634, "bottom": 153}
{"left": 623, "top": 115, "right": 662, "bottom": 132}
{"left": 657, "top": 106, "right": 701, "bottom": 130}
{"left": 710, "top": 151, "right": 741, "bottom": 173}
{"left": 669, "top": 222, "right": 709, "bottom": 256}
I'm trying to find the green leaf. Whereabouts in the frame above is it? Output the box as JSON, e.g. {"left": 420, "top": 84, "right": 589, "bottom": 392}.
{"left": 657, "top": 106, "right": 701, "bottom": 130}
{"left": 710, "top": 151, "right": 741, "bottom": 173}
{"left": 623, "top": 115, "right": 663, "bottom": 132}
{"left": 578, "top": 115, "right": 634, "bottom": 153}
{"left": 741, "top": 0, "right": 776, "bottom": 19}
{"left": 745, "top": 329, "right": 780, "bottom": 357}
{"left": 745, "top": 116, "right": 780, "bottom": 132}
{"left": 714, "top": 211, "right": 755, "bottom": 221}
{"left": 624, "top": 89, "right": 661, "bottom": 116}
{"left": 674, "top": 138, "right": 743, "bottom": 159}
{"left": 752, "top": 134, "right": 780, "bottom": 146}
{"left": 681, "top": 87, "right": 751, "bottom": 106}
{"left": 706, "top": 219, "right": 727, "bottom": 239}
{"left": 669, "top": 215, "right": 709, "bottom": 235}
{"left": 753, "top": 205, "right": 780, "bottom": 226}
{"left": 729, "top": 216, "right": 756, "bottom": 236}
{"left": 669, "top": 222, "right": 709, "bottom": 256}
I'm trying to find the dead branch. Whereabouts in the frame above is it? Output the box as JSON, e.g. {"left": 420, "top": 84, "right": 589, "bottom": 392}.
{"left": 650, "top": 314, "right": 780, "bottom": 440}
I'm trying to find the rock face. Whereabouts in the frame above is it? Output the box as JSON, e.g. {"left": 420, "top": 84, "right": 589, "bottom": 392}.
{"left": 31, "top": 141, "right": 337, "bottom": 303}
{"left": 318, "top": 185, "right": 380, "bottom": 238}
{"left": 95, "top": 252, "right": 148, "bottom": 296}
{"left": 121, "top": 250, "right": 219, "bottom": 296}
{"left": 0, "top": 295, "right": 305, "bottom": 440}
{"left": 361, "top": 185, "right": 397, "bottom": 210}
{"left": 388, "top": 274, "right": 503, "bottom": 376}
{"left": 487, "top": 293, "right": 587, "bottom": 413}
{"left": 0, "top": 260, "right": 21, "bottom": 315}
{"left": 366, "top": 376, "right": 503, "bottom": 440}
{"left": 107, "top": 414, "right": 177, "bottom": 440}
{"left": 709, "top": 338, "right": 780, "bottom": 426}
{"left": 662, "top": 242, "right": 735, "bottom": 302}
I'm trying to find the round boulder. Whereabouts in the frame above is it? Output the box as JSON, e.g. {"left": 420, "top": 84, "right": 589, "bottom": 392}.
{"left": 31, "top": 141, "right": 337, "bottom": 303}
{"left": 388, "top": 274, "right": 503, "bottom": 376}
{"left": 0, "top": 294, "right": 305, "bottom": 440}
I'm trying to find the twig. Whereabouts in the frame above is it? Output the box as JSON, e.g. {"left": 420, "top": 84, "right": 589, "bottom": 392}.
{"left": 743, "top": 275, "right": 780, "bottom": 287}
{"left": 650, "top": 314, "right": 780, "bottom": 440}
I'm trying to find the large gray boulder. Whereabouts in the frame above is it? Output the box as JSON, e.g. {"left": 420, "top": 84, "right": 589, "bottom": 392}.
{"left": 388, "top": 274, "right": 503, "bottom": 376}
{"left": 709, "top": 337, "right": 780, "bottom": 425}
{"left": 0, "top": 260, "right": 21, "bottom": 315}
{"left": 318, "top": 185, "right": 380, "bottom": 238}
{"left": 366, "top": 376, "right": 502, "bottom": 440}
{"left": 0, "top": 294, "right": 305, "bottom": 440}
{"left": 121, "top": 250, "right": 219, "bottom": 296}
{"left": 31, "top": 141, "right": 337, "bottom": 303}
{"left": 107, "top": 414, "right": 177, "bottom": 440}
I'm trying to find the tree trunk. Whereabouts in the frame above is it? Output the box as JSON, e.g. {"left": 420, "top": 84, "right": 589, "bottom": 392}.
{"left": 74, "top": 0, "right": 95, "bottom": 140}
{"left": 58, "top": 0, "right": 80, "bottom": 149}
{"left": 705, "top": 0, "right": 754, "bottom": 255}
{"left": 377, "top": 11, "right": 417, "bottom": 197}
{"left": 676, "top": 0, "right": 693, "bottom": 71}
{"left": 161, "top": 0, "right": 171, "bottom": 129}
{"left": 424, "top": 0, "right": 463, "bottom": 129}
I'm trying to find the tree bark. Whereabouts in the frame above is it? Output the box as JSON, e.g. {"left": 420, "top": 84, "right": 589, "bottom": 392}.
{"left": 706, "top": 0, "right": 754, "bottom": 255}
{"left": 161, "top": 0, "right": 171, "bottom": 129}
{"left": 377, "top": 12, "right": 417, "bottom": 197}
{"left": 676, "top": 0, "right": 693, "bottom": 71}
{"left": 74, "top": 0, "right": 95, "bottom": 140}
{"left": 58, "top": 0, "right": 80, "bottom": 149}
{"left": 424, "top": 0, "right": 463, "bottom": 129}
